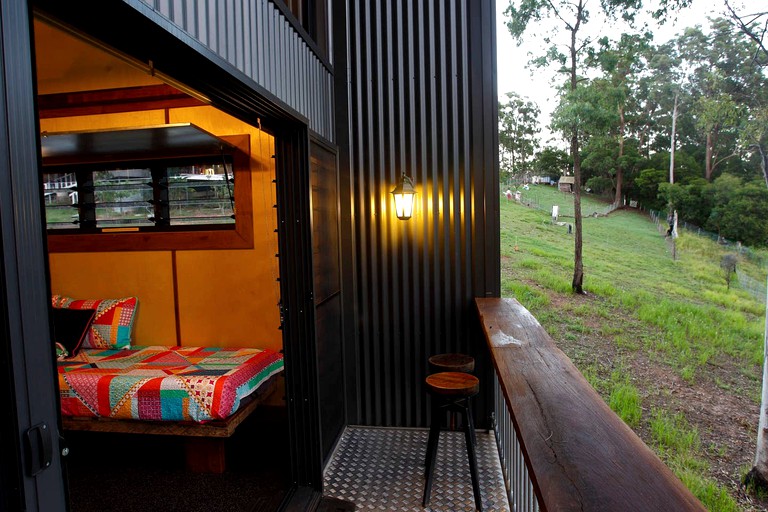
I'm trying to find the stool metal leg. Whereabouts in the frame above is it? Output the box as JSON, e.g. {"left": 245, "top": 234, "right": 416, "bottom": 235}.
{"left": 423, "top": 397, "right": 441, "bottom": 506}
{"left": 462, "top": 399, "right": 483, "bottom": 512}
{"left": 424, "top": 398, "right": 441, "bottom": 471}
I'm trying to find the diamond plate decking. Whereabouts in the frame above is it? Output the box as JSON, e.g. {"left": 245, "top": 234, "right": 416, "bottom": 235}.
{"left": 323, "top": 427, "right": 510, "bottom": 511}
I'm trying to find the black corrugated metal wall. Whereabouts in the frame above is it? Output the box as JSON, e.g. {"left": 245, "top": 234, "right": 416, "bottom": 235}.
{"left": 136, "top": 0, "right": 335, "bottom": 142}
{"left": 342, "top": 0, "right": 499, "bottom": 428}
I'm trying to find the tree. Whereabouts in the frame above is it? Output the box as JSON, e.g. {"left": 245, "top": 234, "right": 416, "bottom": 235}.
{"left": 505, "top": 0, "right": 645, "bottom": 293}
{"left": 533, "top": 146, "right": 571, "bottom": 181}
{"left": 735, "top": 95, "right": 768, "bottom": 188}
{"left": 498, "top": 92, "right": 541, "bottom": 184}
{"left": 720, "top": 253, "right": 738, "bottom": 290}
{"left": 505, "top": 0, "right": 693, "bottom": 291}
{"left": 634, "top": 167, "right": 668, "bottom": 210}
{"left": 590, "top": 33, "right": 651, "bottom": 206}
{"left": 719, "top": 183, "right": 768, "bottom": 245}
{"left": 725, "top": 0, "right": 768, "bottom": 66}
{"left": 676, "top": 19, "right": 765, "bottom": 182}
{"left": 551, "top": 80, "right": 620, "bottom": 190}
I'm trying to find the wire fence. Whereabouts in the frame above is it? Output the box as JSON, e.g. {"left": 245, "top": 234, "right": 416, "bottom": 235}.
{"left": 736, "top": 269, "right": 767, "bottom": 302}
{"left": 649, "top": 209, "right": 767, "bottom": 303}
{"left": 511, "top": 188, "right": 619, "bottom": 218}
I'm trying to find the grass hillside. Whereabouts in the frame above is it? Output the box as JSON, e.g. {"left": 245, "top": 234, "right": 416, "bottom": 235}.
{"left": 501, "top": 185, "right": 768, "bottom": 511}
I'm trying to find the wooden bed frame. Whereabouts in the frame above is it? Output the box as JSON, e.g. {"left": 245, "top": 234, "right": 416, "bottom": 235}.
{"left": 61, "top": 374, "right": 280, "bottom": 473}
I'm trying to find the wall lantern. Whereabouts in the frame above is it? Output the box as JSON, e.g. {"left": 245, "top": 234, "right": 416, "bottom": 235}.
{"left": 391, "top": 172, "right": 416, "bottom": 220}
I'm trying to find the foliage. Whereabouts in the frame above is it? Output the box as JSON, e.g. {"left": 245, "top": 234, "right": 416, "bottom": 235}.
{"left": 674, "top": 19, "right": 767, "bottom": 182}
{"left": 510, "top": 12, "right": 768, "bottom": 245}
{"left": 608, "top": 370, "right": 642, "bottom": 427}
{"left": 499, "top": 92, "right": 541, "bottom": 180}
{"left": 551, "top": 82, "right": 620, "bottom": 143}
{"left": 707, "top": 175, "right": 768, "bottom": 246}
{"left": 633, "top": 168, "right": 667, "bottom": 210}
{"left": 637, "top": 170, "right": 768, "bottom": 246}
{"left": 585, "top": 176, "right": 613, "bottom": 195}
{"left": 533, "top": 146, "right": 571, "bottom": 179}
{"left": 651, "top": 410, "right": 740, "bottom": 512}
{"left": 655, "top": 179, "right": 706, "bottom": 227}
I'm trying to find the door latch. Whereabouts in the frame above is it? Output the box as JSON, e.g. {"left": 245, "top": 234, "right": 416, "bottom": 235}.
{"left": 24, "top": 423, "right": 53, "bottom": 477}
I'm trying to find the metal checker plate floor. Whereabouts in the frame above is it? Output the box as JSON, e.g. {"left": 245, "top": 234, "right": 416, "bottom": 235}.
{"left": 323, "top": 427, "right": 510, "bottom": 511}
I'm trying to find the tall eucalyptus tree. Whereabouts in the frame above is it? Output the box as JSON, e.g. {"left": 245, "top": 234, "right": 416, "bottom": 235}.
{"left": 504, "top": 0, "right": 664, "bottom": 293}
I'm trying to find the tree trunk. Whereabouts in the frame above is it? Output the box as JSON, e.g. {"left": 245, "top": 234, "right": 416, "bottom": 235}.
{"left": 669, "top": 93, "right": 678, "bottom": 185}
{"left": 705, "top": 131, "right": 714, "bottom": 181}
{"left": 572, "top": 134, "right": 584, "bottom": 293}
{"left": 614, "top": 106, "right": 625, "bottom": 207}
{"left": 641, "top": 103, "right": 657, "bottom": 159}
{"left": 569, "top": 4, "right": 584, "bottom": 294}
{"left": 746, "top": 145, "right": 768, "bottom": 492}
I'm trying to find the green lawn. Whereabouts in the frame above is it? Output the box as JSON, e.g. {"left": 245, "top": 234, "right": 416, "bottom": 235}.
{"left": 501, "top": 185, "right": 767, "bottom": 511}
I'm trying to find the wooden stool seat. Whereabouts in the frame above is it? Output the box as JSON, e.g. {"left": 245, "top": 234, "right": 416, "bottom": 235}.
{"left": 425, "top": 372, "right": 479, "bottom": 397}
{"left": 423, "top": 371, "right": 483, "bottom": 511}
{"left": 428, "top": 353, "right": 475, "bottom": 373}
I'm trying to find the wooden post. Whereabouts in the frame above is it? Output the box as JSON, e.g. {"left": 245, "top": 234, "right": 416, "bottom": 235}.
{"left": 185, "top": 438, "right": 227, "bottom": 473}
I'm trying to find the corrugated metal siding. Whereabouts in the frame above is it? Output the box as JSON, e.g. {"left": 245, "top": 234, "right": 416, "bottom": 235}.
{"left": 136, "top": 0, "right": 334, "bottom": 142}
{"left": 346, "top": 0, "right": 499, "bottom": 427}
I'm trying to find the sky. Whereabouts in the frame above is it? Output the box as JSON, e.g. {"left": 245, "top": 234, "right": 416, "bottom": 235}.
{"left": 496, "top": 0, "right": 725, "bottom": 145}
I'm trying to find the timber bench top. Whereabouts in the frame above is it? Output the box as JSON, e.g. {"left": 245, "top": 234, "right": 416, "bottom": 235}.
{"left": 475, "top": 297, "right": 706, "bottom": 512}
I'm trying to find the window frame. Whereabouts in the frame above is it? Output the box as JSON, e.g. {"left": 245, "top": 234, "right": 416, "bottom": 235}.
{"left": 45, "top": 134, "right": 253, "bottom": 252}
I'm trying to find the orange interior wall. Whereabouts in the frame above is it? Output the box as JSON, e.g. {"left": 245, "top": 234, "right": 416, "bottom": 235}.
{"left": 49, "top": 252, "right": 177, "bottom": 345}
{"left": 44, "top": 108, "right": 282, "bottom": 351}
{"left": 167, "top": 107, "right": 281, "bottom": 348}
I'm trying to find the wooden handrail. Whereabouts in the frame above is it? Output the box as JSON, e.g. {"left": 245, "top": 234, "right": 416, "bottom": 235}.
{"left": 476, "top": 297, "right": 706, "bottom": 512}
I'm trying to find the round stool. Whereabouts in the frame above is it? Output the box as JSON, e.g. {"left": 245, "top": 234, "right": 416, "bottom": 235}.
{"left": 428, "top": 353, "right": 475, "bottom": 373}
{"left": 428, "top": 353, "right": 475, "bottom": 432}
{"left": 423, "top": 372, "right": 483, "bottom": 511}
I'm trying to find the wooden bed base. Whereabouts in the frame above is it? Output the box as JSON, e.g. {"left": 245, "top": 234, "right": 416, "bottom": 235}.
{"left": 62, "top": 375, "right": 279, "bottom": 473}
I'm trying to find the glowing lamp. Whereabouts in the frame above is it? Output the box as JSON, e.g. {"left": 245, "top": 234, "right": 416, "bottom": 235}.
{"left": 391, "top": 173, "right": 416, "bottom": 220}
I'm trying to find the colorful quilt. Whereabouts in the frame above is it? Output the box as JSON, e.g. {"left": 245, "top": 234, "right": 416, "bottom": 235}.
{"left": 57, "top": 346, "right": 283, "bottom": 423}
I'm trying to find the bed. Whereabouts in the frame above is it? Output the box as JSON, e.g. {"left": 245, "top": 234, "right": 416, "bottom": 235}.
{"left": 58, "top": 346, "right": 284, "bottom": 472}
{"left": 52, "top": 295, "right": 284, "bottom": 472}
{"left": 57, "top": 345, "right": 283, "bottom": 423}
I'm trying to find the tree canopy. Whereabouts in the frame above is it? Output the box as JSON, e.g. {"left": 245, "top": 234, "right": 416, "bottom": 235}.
{"left": 502, "top": 5, "right": 768, "bottom": 246}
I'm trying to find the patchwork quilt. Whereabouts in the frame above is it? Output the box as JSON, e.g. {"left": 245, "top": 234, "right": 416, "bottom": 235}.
{"left": 57, "top": 346, "right": 283, "bottom": 423}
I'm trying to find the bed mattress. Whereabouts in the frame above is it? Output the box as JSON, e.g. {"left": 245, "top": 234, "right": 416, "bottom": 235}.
{"left": 57, "top": 346, "right": 283, "bottom": 423}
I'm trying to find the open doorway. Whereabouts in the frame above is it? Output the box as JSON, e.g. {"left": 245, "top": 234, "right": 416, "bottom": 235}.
{"left": 34, "top": 15, "right": 290, "bottom": 511}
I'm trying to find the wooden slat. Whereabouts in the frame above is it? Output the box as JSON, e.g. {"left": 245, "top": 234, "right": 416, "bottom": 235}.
{"left": 38, "top": 84, "right": 205, "bottom": 119}
{"left": 475, "top": 298, "right": 706, "bottom": 512}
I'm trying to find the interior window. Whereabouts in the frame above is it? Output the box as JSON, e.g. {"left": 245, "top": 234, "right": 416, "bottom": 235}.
{"left": 43, "top": 156, "right": 236, "bottom": 231}
{"left": 40, "top": 125, "right": 253, "bottom": 252}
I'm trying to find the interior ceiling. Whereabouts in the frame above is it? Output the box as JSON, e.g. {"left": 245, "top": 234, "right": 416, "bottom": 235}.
{"left": 34, "top": 18, "right": 163, "bottom": 95}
